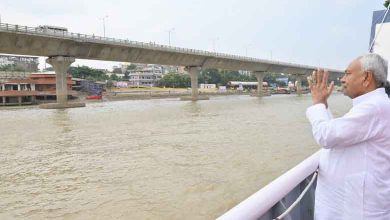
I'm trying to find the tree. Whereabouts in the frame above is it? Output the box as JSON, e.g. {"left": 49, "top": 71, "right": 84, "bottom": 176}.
{"left": 68, "top": 66, "right": 109, "bottom": 81}
{"left": 127, "top": 64, "right": 137, "bottom": 71}
{"left": 200, "top": 69, "right": 221, "bottom": 84}
{"left": 124, "top": 71, "right": 130, "bottom": 80}
{"left": 157, "top": 73, "right": 190, "bottom": 88}
{"left": 385, "top": 0, "right": 390, "bottom": 8}
{"left": 110, "top": 74, "right": 120, "bottom": 81}
{"left": 106, "top": 80, "right": 114, "bottom": 91}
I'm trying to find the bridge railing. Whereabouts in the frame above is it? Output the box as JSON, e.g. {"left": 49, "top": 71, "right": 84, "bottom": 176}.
{"left": 0, "top": 23, "right": 266, "bottom": 61}
{"left": 0, "top": 22, "right": 330, "bottom": 72}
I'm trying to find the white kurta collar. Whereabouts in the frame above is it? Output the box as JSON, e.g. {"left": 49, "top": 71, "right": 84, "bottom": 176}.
{"left": 352, "top": 88, "right": 386, "bottom": 106}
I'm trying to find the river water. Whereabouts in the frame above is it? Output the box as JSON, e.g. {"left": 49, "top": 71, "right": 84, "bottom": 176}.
{"left": 0, "top": 94, "right": 351, "bottom": 220}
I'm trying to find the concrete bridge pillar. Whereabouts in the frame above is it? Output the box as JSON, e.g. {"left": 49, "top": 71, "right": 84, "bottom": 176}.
{"left": 254, "top": 71, "right": 265, "bottom": 97}
{"left": 40, "top": 56, "right": 85, "bottom": 109}
{"left": 47, "top": 56, "right": 74, "bottom": 104}
{"left": 295, "top": 74, "right": 303, "bottom": 95}
{"left": 188, "top": 66, "right": 200, "bottom": 100}
{"left": 180, "top": 66, "right": 209, "bottom": 101}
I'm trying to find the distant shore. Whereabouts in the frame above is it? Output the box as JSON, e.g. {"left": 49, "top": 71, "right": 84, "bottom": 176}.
{"left": 102, "top": 90, "right": 251, "bottom": 101}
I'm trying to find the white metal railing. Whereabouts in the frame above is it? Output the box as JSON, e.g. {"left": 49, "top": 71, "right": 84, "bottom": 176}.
{"left": 217, "top": 150, "right": 320, "bottom": 220}
{"left": 0, "top": 22, "right": 328, "bottom": 72}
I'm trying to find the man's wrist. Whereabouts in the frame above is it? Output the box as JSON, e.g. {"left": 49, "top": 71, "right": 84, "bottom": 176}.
{"left": 313, "top": 100, "right": 328, "bottom": 108}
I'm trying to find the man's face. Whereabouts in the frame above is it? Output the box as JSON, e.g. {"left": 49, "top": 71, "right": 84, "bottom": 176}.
{"left": 341, "top": 59, "right": 367, "bottom": 98}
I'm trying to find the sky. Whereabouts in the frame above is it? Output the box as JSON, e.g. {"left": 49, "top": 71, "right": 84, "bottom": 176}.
{"left": 0, "top": 0, "right": 387, "bottom": 71}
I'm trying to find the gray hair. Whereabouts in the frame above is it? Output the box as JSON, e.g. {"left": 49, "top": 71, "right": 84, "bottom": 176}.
{"left": 358, "top": 53, "right": 388, "bottom": 87}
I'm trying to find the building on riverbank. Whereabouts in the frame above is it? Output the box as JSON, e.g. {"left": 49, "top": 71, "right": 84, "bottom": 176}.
{"left": 0, "top": 72, "right": 76, "bottom": 106}
{"left": 0, "top": 55, "right": 39, "bottom": 72}
{"left": 128, "top": 64, "right": 163, "bottom": 87}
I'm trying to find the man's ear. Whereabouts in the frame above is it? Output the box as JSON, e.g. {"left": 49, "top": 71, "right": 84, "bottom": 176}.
{"left": 364, "top": 71, "right": 375, "bottom": 87}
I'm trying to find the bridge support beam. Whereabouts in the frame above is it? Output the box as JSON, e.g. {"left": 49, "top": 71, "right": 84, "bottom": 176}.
{"left": 180, "top": 66, "right": 209, "bottom": 101}
{"left": 295, "top": 74, "right": 303, "bottom": 96}
{"left": 251, "top": 71, "right": 265, "bottom": 97}
{"left": 40, "top": 56, "right": 85, "bottom": 109}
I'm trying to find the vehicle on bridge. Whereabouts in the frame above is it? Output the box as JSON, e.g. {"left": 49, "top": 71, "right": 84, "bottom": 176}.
{"left": 227, "top": 81, "right": 268, "bottom": 90}
{"left": 35, "top": 25, "right": 68, "bottom": 34}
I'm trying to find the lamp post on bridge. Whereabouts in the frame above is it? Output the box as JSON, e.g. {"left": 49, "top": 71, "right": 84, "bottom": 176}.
{"left": 99, "top": 15, "right": 109, "bottom": 38}
{"left": 244, "top": 44, "right": 252, "bottom": 56}
{"left": 210, "top": 37, "right": 219, "bottom": 52}
{"left": 166, "top": 28, "right": 175, "bottom": 46}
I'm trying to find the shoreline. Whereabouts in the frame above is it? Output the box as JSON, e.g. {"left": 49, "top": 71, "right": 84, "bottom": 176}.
{"left": 0, "top": 91, "right": 316, "bottom": 108}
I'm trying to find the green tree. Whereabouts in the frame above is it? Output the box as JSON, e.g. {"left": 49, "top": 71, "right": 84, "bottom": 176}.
{"left": 68, "top": 66, "right": 108, "bottom": 81}
{"left": 385, "top": 0, "right": 389, "bottom": 8}
{"left": 124, "top": 71, "right": 130, "bottom": 80}
{"left": 200, "top": 69, "right": 221, "bottom": 84}
{"left": 110, "top": 74, "right": 120, "bottom": 81}
{"left": 157, "top": 73, "right": 190, "bottom": 88}
{"left": 106, "top": 80, "right": 114, "bottom": 91}
{"left": 127, "top": 64, "right": 137, "bottom": 71}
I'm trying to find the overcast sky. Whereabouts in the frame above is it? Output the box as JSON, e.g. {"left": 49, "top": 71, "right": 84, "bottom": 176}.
{"left": 0, "top": 0, "right": 387, "bottom": 71}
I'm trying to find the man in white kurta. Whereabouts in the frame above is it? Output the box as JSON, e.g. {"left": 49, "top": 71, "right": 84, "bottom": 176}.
{"left": 306, "top": 54, "right": 390, "bottom": 220}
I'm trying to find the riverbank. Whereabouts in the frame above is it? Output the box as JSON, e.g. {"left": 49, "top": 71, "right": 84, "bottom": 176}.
{"left": 102, "top": 90, "right": 252, "bottom": 101}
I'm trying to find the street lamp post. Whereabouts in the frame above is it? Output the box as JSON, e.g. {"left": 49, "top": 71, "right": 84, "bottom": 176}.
{"left": 99, "top": 15, "right": 109, "bottom": 38}
{"left": 210, "top": 37, "right": 219, "bottom": 52}
{"left": 244, "top": 44, "right": 252, "bottom": 56}
{"left": 167, "top": 28, "right": 175, "bottom": 46}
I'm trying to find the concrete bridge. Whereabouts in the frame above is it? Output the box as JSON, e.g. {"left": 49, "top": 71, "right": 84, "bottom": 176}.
{"left": 0, "top": 22, "right": 344, "bottom": 108}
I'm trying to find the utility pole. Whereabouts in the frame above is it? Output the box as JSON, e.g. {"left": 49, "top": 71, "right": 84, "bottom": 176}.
{"left": 244, "top": 44, "right": 252, "bottom": 56}
{"left": 211, "top": 37, "right": 219, "bottom": 52}
{"left": 167, "top": 28, "right": 175, "bottom": 46}
{"left": 99, "top": 15, "right": 109, "bottom": 38}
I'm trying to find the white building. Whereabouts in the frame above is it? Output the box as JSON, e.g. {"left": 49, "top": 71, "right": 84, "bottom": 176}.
{"left": 200, "top": 84, "right": 216, "bottom": 89}
{"left": 128, "top": 64, "right": 163, "bottom": 87}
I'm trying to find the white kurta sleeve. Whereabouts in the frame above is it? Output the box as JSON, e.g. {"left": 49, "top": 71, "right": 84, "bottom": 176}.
{"left": 326, "top": 108, "right": 334, "bottom": 119}
{"left": 306, "top": 103, "right": 381, "bottom": 148}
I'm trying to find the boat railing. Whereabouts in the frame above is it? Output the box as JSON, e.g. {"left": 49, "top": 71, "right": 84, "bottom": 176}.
{"left": 217, "top": 150, "right": 320, "bottom": 220}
